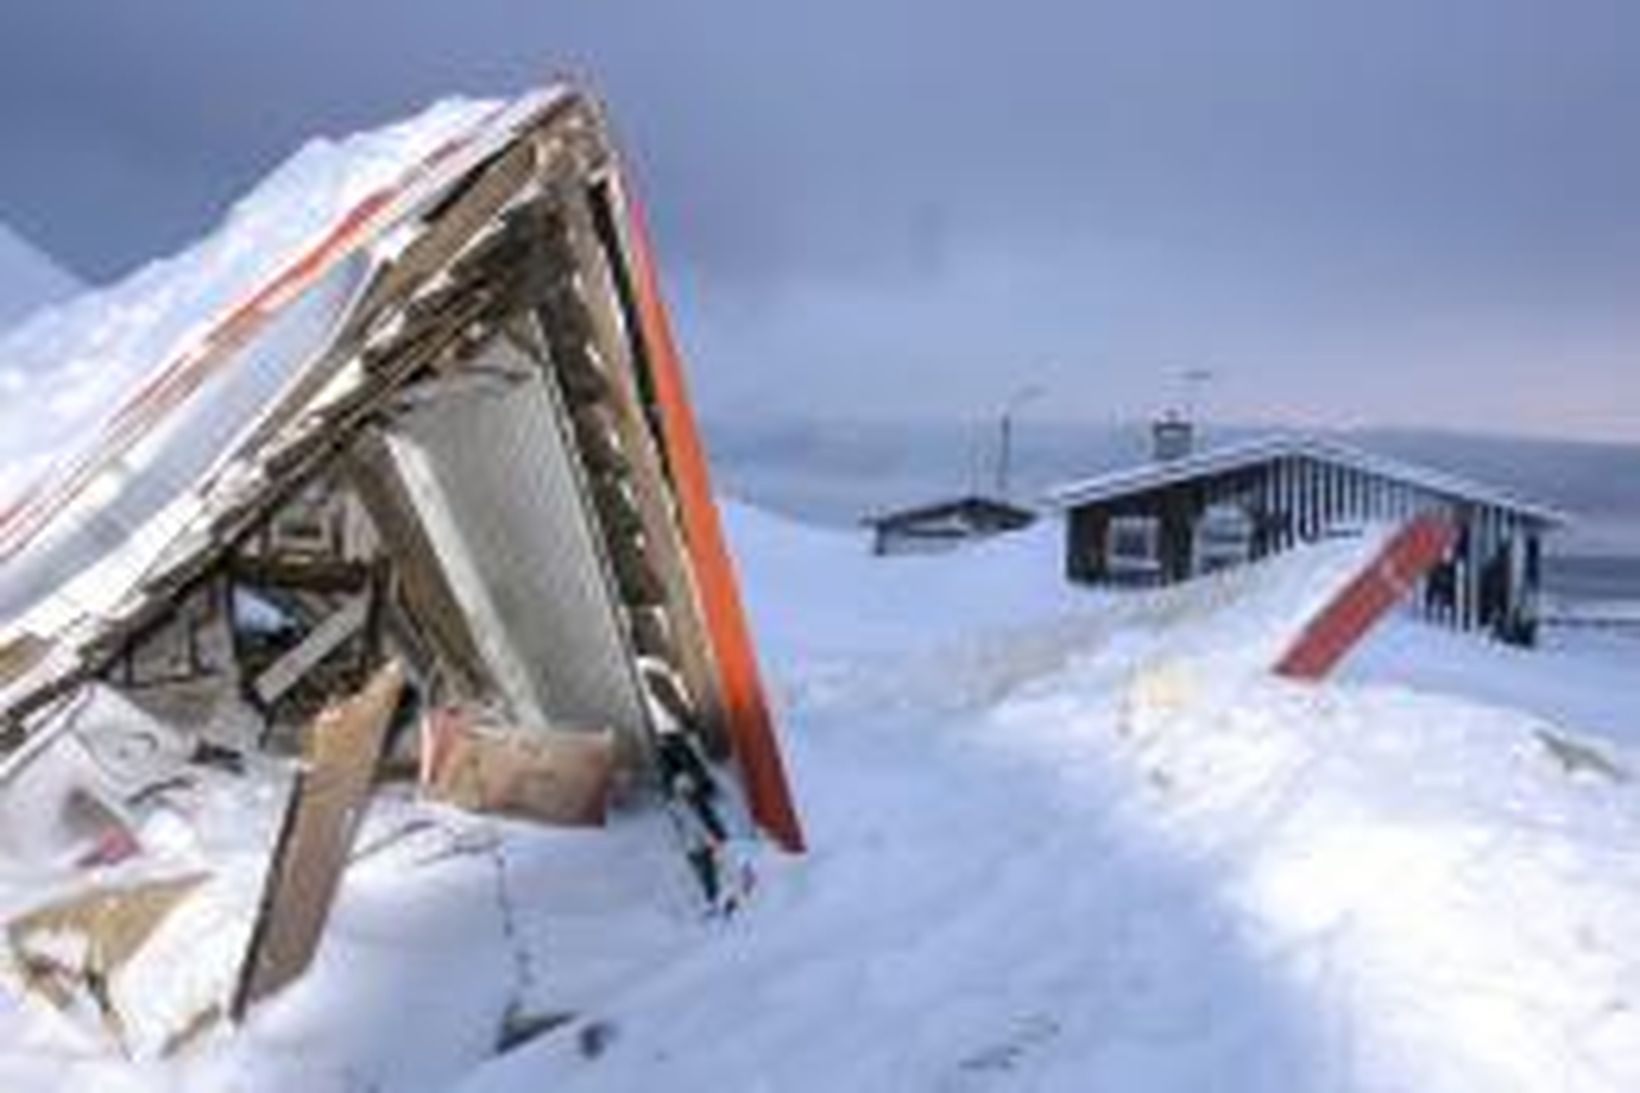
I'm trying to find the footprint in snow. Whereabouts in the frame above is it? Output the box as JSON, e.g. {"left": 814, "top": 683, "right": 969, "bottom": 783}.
{"left": 949, "top": 1013, "right": 1062, "bottom": 1086}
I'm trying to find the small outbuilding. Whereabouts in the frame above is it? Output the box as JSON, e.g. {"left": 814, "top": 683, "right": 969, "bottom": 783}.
{"left": 1046, "top": 423, "right": 1566, "bottom": 646}
{"left": 863, "top": 496, "right": 1037, "bottom": 556}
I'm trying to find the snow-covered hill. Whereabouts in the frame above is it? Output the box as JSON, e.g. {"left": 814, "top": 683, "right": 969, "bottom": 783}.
{"left": 0, "top": 222, "right": 80, "bottom": 331}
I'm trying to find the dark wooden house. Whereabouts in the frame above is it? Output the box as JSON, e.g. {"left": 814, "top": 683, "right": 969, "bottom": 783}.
{"left": 1047, "top": 432, "right": 1566, "bottom": 646}
{"left": 863, "top": 496, "right": 1037, "bottom": 556}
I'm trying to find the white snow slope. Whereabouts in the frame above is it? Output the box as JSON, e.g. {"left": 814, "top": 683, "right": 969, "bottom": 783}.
{"left": 1347, "top": 613, "right": 1640, "bottom": 749}
{"left": 4, "top": 505, "right": 1636, "bottom": 1092}
{"left": 0, "top": 97, "right": 499, "bottom": 514}
{"left": 460, "top": 511, "right": 1640, "bottom": 1093}
{"left": 0, "top": 223, "right": 80, "bottom": 333}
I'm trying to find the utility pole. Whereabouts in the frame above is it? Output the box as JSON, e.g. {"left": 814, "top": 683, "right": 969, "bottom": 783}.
{"left": 995, "top": 384, "right": 1044, "bottom": 498}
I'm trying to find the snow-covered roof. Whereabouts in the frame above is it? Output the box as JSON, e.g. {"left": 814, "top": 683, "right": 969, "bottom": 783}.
{"left": 0, "top": 96, "right": 513, "bottom": 514}
{"left": 0, "top": 223, "right": 81, "bottom": 331}
{"left": 1044, "top": 433, "right": 1570, "bottom": 525}
{"left": 0, "top": 86, "right": 570, "bottom": 667}
{"left": 860, "top": 494, "right": 1037, "bottom": 529}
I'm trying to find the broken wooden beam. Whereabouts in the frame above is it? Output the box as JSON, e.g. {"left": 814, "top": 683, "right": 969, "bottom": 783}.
{"left": 250, "top": 595, "right": 372, "bottom": 707}
{"left": 7, "top": 872, "right": 211, "bottom": 1051}
{"left": 1275, "top": 514, "right": 1458, "bottom": 680}
{"left": 229, "top": 555, "right": 374, "bottom": 595}
{"left": 231, "top": 660, "right": 404, "bottom": 1019}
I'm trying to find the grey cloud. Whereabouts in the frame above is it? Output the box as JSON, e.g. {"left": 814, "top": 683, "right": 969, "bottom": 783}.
{"left": 0, "top": 0, "right": 1634, "bottom": 438}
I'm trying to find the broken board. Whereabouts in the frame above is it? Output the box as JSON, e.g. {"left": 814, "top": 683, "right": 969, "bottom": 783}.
{"left": 231, "top": 661, "right": 403, "bottom": 1018}
{"left": 1275, "top": 514, "right": 1458, "bottom": 680}
{"left": 7, "top": 872, "right": 210, "bottom": 1051}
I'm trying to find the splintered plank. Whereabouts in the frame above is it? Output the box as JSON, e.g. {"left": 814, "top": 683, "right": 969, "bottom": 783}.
{"left": 8, "top": 873, "right": 210, "bottom": 1046}
{"left": 1274, "top": 514, "right": 1458, "bottom": 680}
{"left": 232, "top": 661, "right": 404, "bottom": 1019}
{"left": 250, "top": 595, "right": 370, "bottom": 706}
{"left": 343, "top": 134, "right": 539, "bottom": 347}
{"left": 344, "top": 433, "right": 491, "bottom": 699}
{"left": 0, "top": 633, "right": 50, "bottom": 692}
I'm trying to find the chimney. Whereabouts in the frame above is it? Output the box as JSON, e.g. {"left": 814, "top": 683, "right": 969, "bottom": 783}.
{"left": 1151, "top": 413, "right": 1193, "bottom": 462}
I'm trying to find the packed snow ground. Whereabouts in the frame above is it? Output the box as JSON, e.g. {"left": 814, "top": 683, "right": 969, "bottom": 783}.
{"left": 3, "top": 503, "right": 1637, "bottom": 1092}
{"left": 1348, "top": 614, "right": 1640, "bottom": 749}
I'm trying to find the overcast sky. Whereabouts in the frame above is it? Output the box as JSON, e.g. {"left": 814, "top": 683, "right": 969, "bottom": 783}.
{"left": 0, "top": 1, "right": 1635, "bottom": 441}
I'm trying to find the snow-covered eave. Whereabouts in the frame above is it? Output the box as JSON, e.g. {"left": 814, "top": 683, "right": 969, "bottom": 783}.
{"left": 1041, "top": 432, "right": 1572, "bottom": 528}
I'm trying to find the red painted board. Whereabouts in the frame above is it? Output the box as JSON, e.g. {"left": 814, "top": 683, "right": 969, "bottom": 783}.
{"left": 611, "top": 177, "right": 806, "bottom": 854}
{"left": 1275, "top": 515, "right": 1458, "bottom": 680}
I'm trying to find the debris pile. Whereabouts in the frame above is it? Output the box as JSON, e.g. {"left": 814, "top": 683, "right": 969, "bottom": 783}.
{"left": 0, "top": 85, "right": 801, "bottom": 1057}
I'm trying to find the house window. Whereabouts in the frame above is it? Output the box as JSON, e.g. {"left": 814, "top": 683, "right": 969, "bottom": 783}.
{"left": 1107, "top": 516, "right": 1162, "bottom": 580}
{"left": 1194, "top": 503, "right": 1254, "bottom": 574}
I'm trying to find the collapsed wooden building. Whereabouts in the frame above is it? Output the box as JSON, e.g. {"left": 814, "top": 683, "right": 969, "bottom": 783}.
{"left": 1047, "top": 426, "right": 1566, "bottom": 646}
{"left": 0, "top": 85, "right": 801, "bottom": 1052}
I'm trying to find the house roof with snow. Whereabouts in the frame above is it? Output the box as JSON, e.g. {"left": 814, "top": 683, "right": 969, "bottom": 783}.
{"left": 860, "top": 495, "right": 1037, "bottom": 531}
{"left": 1043, "top": 433, "right": 1570, "bottom": 526}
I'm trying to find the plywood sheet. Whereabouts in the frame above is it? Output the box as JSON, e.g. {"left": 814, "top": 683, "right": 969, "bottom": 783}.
{"left": 232, "top": 661, "right": 403, "bottom": 1018}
